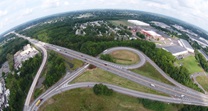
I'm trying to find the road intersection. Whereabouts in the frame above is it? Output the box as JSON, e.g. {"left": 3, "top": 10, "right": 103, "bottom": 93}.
{"left": 13, "top": 32, "right": 208, "bottom": 111}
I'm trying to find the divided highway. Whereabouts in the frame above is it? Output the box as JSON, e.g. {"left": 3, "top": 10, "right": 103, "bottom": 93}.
{"left": 32, "top": 82, "right": 208, "bottom": 111}
{"left": 13, "top": 33, "right": 208, "bottom": 111}
{"left": 15, "top": 33, "right": 48, "bottom": 111}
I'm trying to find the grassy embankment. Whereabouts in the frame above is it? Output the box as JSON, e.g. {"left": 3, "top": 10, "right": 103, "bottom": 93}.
{"left": 72, "top": 68, "right": 166, "bottom": 96}
{"left": 132, "top": 62, "right": 173, "bottom": 85}
{"left": 39, "top": 88, "right": 179, "bottom": 111}
{"left": 175, "top": 55, "right": 204, "bottom": 74}
{"left": 196, "top": 75, "right": 208, "bottom": 92}
{"left": 110, "top": 50, "right": 140, "bottom": 65}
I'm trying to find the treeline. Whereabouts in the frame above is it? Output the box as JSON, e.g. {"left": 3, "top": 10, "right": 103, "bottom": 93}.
{"left": 195, "top": 50, "right": 208, "bottom": 72}
{"left": 43, "top": 51, "right": 66, "bottom": 88}
{"left": 93, "top": 84, "right": 113, "bottom": 96}
{"left": 138, "top": 98, "right": 208, "bottom": 111}
{"left": 4, "top": 54, "right": 42, "bottom": 111}
{"left": 180, "top": 105, "right": 208, "bottom": 111}
{"left": 100, "top": 54, "right": 115, "bottom": 63}
{"left": 136, "top": 32, "right": 145, "bottom": 39}
{"left": 0, "top": 37, "right": 28, "bottom": 67}
{"left": 138, "top": 98, "right": 168, "bottom": 111}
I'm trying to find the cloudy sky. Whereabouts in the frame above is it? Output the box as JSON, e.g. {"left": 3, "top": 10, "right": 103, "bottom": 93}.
{"left": 0, "top": 0, "right": 208, "bottom": 34}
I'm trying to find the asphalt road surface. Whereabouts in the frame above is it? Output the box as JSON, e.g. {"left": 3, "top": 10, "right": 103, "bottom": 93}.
{"left": 14, "top": 33, "right": 48, "bottom": 111}
{"left": 13, "top": 33, "right": 208, "bottom": 111}
{"left": 32, "top": 82, "right": 208, "bottom": 111}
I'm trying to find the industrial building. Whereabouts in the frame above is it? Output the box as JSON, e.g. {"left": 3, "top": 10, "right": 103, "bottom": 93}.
{"left": 163, "top": 46, "right": 188, "bottom": 57}
{"left": 189, "top": 35, "right": 208, "bottom": 48}
{"left": 141, "top": 30, "right": 165, "bottom": 41}
{"left": 128, "top": 20, "right": 150, "bottom": 26}
{"left": 179, "top": 39, "right": 194, "bottom": 53}
{"left": 14, "top": 44, "right": 39, "bottom": 70}
{"left": 151, "top": 21, "right": 170, "bottom": 28}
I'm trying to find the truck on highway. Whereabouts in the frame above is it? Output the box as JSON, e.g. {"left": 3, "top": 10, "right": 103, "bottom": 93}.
{"left": 35, "top": 99, "right": 43, "bottom": 106}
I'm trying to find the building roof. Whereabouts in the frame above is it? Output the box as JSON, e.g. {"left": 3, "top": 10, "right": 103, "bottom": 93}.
{"left": 128, "top": 20, "right": 150, "bottom": 26}
{"left": 180, "top": 39, "right": 193, "bottom": 50}
{"left": 164, "top": 46, "right": 187, "bottom": 54}
{"left": 144, "top": 30, "right": 161, "bottom": 37}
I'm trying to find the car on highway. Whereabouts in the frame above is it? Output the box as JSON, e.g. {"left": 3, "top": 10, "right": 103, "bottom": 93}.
{"left": 150, "top": 83, "right": 155, "bottom": 87}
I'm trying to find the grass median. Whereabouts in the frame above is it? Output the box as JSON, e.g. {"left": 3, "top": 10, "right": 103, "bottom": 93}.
{"left": 175, "top": 55, "right": 203, "bottom": 74}
{"left": 131, "top": 62, "right": 174, "bottom": 85}
{"left": 110, "top": 50, "right": 140, "bottom": 65}
{"left": 71, "top": 68, "right": 167, "bottom": 96}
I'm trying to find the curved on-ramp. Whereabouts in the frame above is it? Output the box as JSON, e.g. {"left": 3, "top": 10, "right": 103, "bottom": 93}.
{"left": 31, "top": 82, "right": 208, "bottom": 111}
{"left": 101, "top": 47, "right": 146, "bottom": 69}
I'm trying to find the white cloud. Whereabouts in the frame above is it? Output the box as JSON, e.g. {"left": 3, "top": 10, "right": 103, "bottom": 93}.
{"left": 41, "top": 0, "right": 60, "bottom": 9}
{"left": 0, "top": 10, "right": 8, "bottom": 17}
{"left": 22, "top": 8, "right": 33, "bottom": 16}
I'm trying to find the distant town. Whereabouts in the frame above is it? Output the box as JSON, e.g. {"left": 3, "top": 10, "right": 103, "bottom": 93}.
{"left": 1, "top": 10, "right": 208, "bottom": 111}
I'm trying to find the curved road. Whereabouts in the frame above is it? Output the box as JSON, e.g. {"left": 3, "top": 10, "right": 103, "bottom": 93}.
{"left": 13, "top": 33, "right": 48, "bottom": 111}
{"left": 32, "top": 82, "right": 208, "bottom": 111}
{"left": 102, "top": 46, "right": 207, "bottom": 95}
{"left": 191, "top": 72, "right": 207, "bottom": 94}
{"left": 14, "top": 33, "right": 208, "bottom": 110}
{"left": 102, "top": 47, "right": 146, "bottom": 69}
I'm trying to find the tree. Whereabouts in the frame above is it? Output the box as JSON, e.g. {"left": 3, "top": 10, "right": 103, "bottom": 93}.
{"left": 100, "top": 54, "right": 115, "bottom": 63}
{"left": 136, "top": 32, "right": 145, "bottom": 39}
{"left": 93, "top": 84, "right": 113, "bottom": 96}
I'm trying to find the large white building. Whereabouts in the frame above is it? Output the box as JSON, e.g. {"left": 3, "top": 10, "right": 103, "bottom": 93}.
{"left": 14, "top": 44, "right": 39, "bottom": 70}
{"left": 128, "top": 20, "right": 150, "bottom": 26}
{"left": 179, "top": 39, "right": 194, "bottom": 53}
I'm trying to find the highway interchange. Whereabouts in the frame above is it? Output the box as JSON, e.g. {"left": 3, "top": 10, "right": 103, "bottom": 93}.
{"left": 13, "top": 32, "right": 208, "bottom": 111}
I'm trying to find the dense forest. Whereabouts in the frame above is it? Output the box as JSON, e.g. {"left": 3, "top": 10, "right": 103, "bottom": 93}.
{"left": 43, "top": 51, "right": 66, "bottom": 88}
{"left": 4, "top": 54, "right": 42, "bottom": 111}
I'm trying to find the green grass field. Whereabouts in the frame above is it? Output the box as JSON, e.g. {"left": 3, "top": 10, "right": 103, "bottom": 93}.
{"left": 71, "top": 68, "right": 166, "bottom": 96}
{"left": 110, "top": 50, "right": 140, "bottom": 65}
{"left": 175, "top": 55, "right": 204, "bottom": 74}
{"left": 131, "top": 62, "right": 173, "bottom": 85}
{"left": 109, "top": 20, "right": 134, "bottom": 26}
{"left": 196, "top": 75, "right": 208, "bottom": 92}
{"left": 39, "top": 88, "right": 151, "bottom": 111}
{"left": 39, "top": 88, "right": 179, "bottom": 111}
